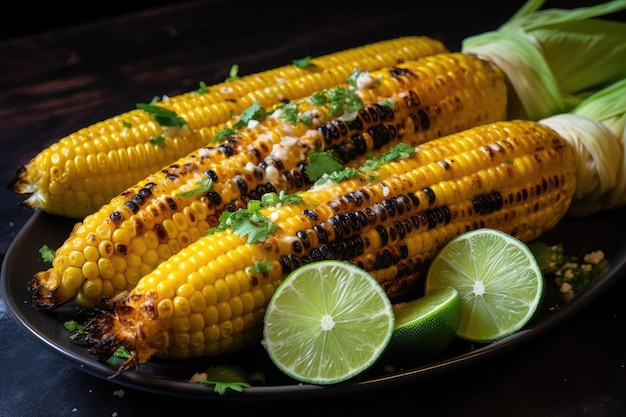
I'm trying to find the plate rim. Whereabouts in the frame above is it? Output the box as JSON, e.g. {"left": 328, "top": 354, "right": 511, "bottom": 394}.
{"left": 2, "top": 209, "right": 625, "bottom": 400}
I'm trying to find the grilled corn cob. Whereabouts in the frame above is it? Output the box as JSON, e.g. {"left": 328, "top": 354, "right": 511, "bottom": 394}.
{"left": 84, "top": 119, "right": 576, "bottom": 372}
{"left": 10, "top": 36, "right": 447, "bottom": 218}
{"left": 29, "top": 52, "right": 508, "bottom": 310}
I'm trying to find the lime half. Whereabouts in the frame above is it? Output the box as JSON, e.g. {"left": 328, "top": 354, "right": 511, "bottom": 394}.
{"left": 425, "top": 228, "right": 544, "bottom": 343}
{"left": 262, "top": 260, "right": 395, "bottom": 385}
{"left": 386, "top": 287, "right": 461, "bottom": 362}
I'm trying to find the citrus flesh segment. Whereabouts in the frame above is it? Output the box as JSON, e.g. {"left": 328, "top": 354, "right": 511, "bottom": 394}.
{"left": 386, "top": 287, "right": 461, "bottom": 362}
{"left": 425, "top": 228, "right": 544, "bottom": 343}
{"left": 262, "top": 260, "right": 395, "bottom": 385}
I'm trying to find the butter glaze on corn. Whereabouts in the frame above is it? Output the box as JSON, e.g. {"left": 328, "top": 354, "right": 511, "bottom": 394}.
{"left": 29, "top": 52, "right": 507, "bottom": 310}
{"left": 84, "top": 120, "right": 576, "bottom": 372}
{"left": 10, "top": 36, "right": 447, "bottom": 219}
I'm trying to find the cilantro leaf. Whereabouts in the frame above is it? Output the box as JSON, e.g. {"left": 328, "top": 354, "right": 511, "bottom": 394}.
{"left": 39, "top": 244, "right": 56, "bottom": 262}
{"left": 305, "top": 151, "right": 343, "bottom": 181}
{"left": 197, "top": 365, "right": 252, "bottom": 395}
{"left": 292, "top": 56, "right": 313, "bottom": 68}
{"left": 233, "top": 100, "right": 267, "bottom": 129}
{"left": 136, "top": 102, "right": 187, "bottom": 128}
{"left": 225, "top": 64, "right": 240, "bottom": 82}
{"left": 251, "top": 259, "right": 273, "bottom": 273}
{"left": 149, "top": 135, "right": 166, "bottom": 147}
{"left": 195, "top": 81, "right": 209, "bottom": 94}
{"left": 174, "top": 177, "right": 213, "bottom": 197}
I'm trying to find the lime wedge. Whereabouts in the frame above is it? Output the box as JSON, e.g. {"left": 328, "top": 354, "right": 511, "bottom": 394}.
{"left": 262, "top": 260, "right": 395, "bottom": 385}
{"left": 425, "top": 228, "right": 544, "bottom": 343}
{"left": 386, "top": 287, "right": 461, "bottom": 362}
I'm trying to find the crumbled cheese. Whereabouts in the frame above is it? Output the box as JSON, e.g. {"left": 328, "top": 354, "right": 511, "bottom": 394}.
{"left": 247, "top": 119, "right": 260, "bottom": 129}
{"left": 355, "top": 71, "right": 376, "bottom": 90}
{"left": 220, "top": 86, "right": 234, "bottom": 94}
{"left": 584, "top": 250, "right": 605, "bottom": 264}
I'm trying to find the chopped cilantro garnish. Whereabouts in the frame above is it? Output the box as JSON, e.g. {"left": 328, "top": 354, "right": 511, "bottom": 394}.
{"left": 311, "top": 143, "right": 417, "bottom": 187}
{"left": 225, "top": 64, "right": 240, "bottom": 82}
{"left": 39, "top": 244, "right": 56, "bottom": 262}
{"left": 211, "top": 209, "right": 277, "bottom": 243}
{"left": 233, "top": 100, "right": 266, "bottom": 129}
{"left": 63, "top": 320, "right": 85, "bottom": 334}
{"left": 212, "top": 127, "right": 237, "bottom": 143}
{"left": 113, "top": 346, "right": 131, "bottom": 359}
{"left": 174, "top": 177, "right": 213, "bottom": 197}
{"left": 251, "top": 259, "right": 273, "bottom": 273}
{"left": 305, "top": 151, "right": 343, "bottom": 181}
{"left": 310, "top": 85, "right": 363, "bottom": 120}
{"left": 274, "top": 102, "right": 312, "bottom": 126}
{"left": 196, "top": 365, "right": 255, "bottom": 395}
{"left": 208, "top": 191, "right": 303, "bottom": 242}
{"left": 136, "top": 102, "right": 187, "bottom": 128}
{"left": 122, "top": 120, "right": 132, "bottom": 128}
{"left": 195, "top": 81, "right": 209, "bottom": 94}
{"left": 360, "top": 142, "right": 416, "bottom": 172}
{"left": 149, "top": 135, "right": 166, "bottom": 147}
{"left": 292, "top": 56, "right": 313, "bottom": 68}
{"left": 212, "top": 100, "right": 267, "bottom": 143}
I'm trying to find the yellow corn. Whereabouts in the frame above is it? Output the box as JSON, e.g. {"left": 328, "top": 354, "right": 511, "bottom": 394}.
{"left": 9, "top": 36, "right": 447, "bottom": 219}
{"left": 29, "top": 52, "right": 508, "bottom": 311}
{"left": 84, "top": 119, "right": 576, "bottom": 372}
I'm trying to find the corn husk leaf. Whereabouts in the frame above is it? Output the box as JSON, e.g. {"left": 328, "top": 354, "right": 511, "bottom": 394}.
{"left": 462, "top": 0, "right": 626, "bottom": 120}
{"left": 540, "top": 78, "right": 626, "bottom": 217}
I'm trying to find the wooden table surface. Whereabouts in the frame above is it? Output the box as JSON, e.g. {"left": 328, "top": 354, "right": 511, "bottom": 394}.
{"left": 1, "top": 1, "right": 625, "bottom": 415}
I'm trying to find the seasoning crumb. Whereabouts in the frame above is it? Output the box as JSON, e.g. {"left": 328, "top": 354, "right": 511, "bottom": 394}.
{"left": 113, "top": 389, "right": 125, "bottom": 397}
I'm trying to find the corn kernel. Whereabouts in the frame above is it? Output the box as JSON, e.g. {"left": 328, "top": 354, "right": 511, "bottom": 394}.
{"left": 214, "top": 279, "right": 230, "bottom": 302}
{"left": 62, "top": 267, "right": 85, "bottom": 290}
{"left": 173, "top": 295, "right": 191, "bottom": 317}
{"left": 203, "top": 305, "right": 219, "bottom": 326}
{"left": 203, "top": 324, "right": 220, "bottom": 342}
{"left": 82, "top": 278, "right": 102, "bottom": 298}
{"left": 216, "top": 301, "right": 232, "bottom": 321}
{"left": 68, "top": 251, "right": 85, "bottom": 267}
{"left": 153, "top": 298, "right": 172, "bottom": 320}
{"left": 189, "top": 313, "right": 205, "bottom": 332}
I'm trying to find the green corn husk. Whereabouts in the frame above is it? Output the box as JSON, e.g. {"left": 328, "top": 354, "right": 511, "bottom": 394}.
{"left": 462, "top": 0, "right": 626, "bottom": 121}
{"left": 539, "top": 78, "right": 626, "bottom": 217}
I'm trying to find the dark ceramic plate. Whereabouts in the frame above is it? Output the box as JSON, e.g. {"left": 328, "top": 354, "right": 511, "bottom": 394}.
{"left": 2, "top": 208, "right": 625, "bottom": 400}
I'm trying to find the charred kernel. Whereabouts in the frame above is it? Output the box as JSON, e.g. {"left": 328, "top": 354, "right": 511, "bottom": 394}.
{"left": 291, "top": 239, "right": 303, "bottom": 254}
{"left": 234, "top": 176, "right": 248, "bottom": 195}
{"left": 381, "top": 199, "right": 396, "bottom": 217}
{"left": 425, "top": 210, "right": 438, "bottom": 228}
{"left": 207, "top": 192, "right": 222, "bottom": 206}
{"left": 369, "top": 124, "right": 392, "bottom": 149}
{"left": 296, "top": 230, "right": 310, "bottom": 248}
{"left": 138, "top": 187, "right": 153, "bottom": 199}
{"left": 390, "top": 67, "right": 416, "bottom": 77}
{"left": 204, "top": 170, "right": 218, "bottom": 181}
{"left": 422, "top": 187, "right": 436, "bottom": 205}
{"left": 376, "top": 225, "right": 388, "bottom": 246}
{"left": 218, "top": 144, "right": 234, "bottom": 157}
{"left": 327, "top": 217, "right": 345, "bottom": 239}
{"left": 114, "top": 243, "right": 128, "bottom": 256}
{"left": 437, "top": 160, "right": 452, "bottom": 170}
{"left": 313, "top": 224, "right": 328, "bottom": 244}
{"left": 154, "top": 224, "right": 168, "bottom": 242}
{"left": 110, "top": 211, "right": 124, "bottom": 224}
{"left": 165, "top": 197, "right": 178, "bottom": 211}
{"left": 131, "top": 193, "right": 145, "bottom": 205}
{"left": 418, "top": 108, "right": 430, "bottom": 130}
{"left": 303, "top": 209, "right": 318, "bottom": 221}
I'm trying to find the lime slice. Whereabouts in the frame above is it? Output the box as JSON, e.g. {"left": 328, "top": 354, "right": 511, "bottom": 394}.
{"left": 262, "top": 260, "right": 395, "bottom": 385}
{"left": 425, "top": 228, "right": 544, "bottom": 343}
{"left": 386, "top": 287, "right": 461, "bottom": 362}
